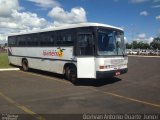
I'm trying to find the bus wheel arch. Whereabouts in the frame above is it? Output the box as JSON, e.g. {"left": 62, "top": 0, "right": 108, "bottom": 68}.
{"left": 64, "top": 63, "right": 77, "bottom": 84}
{"left": 22, "top": 58, "right": 29, "bottom": 71}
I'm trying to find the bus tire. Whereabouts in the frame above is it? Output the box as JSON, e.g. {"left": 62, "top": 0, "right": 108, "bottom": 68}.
{"left": 22, "top": 59, "right": 29, "bottom": 71}
{"left": 66, "top": 66, "right": 77, "bottom": 84}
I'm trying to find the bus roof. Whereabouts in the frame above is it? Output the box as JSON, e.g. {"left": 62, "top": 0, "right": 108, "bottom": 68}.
{"left": 9, "top": 22, "right": 123, "bottom": 36}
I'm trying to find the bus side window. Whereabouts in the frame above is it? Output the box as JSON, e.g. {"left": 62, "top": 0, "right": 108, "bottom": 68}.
{"left": 18, "top": 36, "right": 26, "bottom": 46}
{"left": 8, "top": 36, "right": 17, "bottom": 47}
{"left": 40, "top": 32, "right": 55, "bottom": 46}
{"left": 27, "top": 35, "right": 38, "bottom": 46}
{"left": 62, "top": 35, "right": 73, "bottom": 46}
{"left": 48, "top": 31, "right": 56, "bottom": 46}
{"left": 56, "top": 36, "right": 62, "bottom": 45}
{"left": 32, "top": 34, "right": 39, "bottom": 46}
{"left": 56, "top": 31, "right": 74, "bottom": 46}
{"left": 49, "top": 35, "right": 55, "bottom": 46}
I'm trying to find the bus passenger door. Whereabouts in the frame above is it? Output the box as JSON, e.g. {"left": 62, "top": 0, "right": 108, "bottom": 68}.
{"left": 76, "top": 33, "right": 96, "bottom": 78}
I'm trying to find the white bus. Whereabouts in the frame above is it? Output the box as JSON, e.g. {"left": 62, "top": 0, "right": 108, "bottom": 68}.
{"left": 8, "top": 23, "right": 128, "bottom": 83}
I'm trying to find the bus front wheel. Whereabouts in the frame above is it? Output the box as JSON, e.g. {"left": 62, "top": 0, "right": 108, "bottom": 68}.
{"left": 66, "top": 66, "right": 77, "bottom": 84}
{"left": 22, "top": 59, "right": 29, "bottom": 71}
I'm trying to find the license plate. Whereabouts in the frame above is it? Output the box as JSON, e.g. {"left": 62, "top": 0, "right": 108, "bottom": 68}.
{"left": 115, "top": 71, "right": 120, "bottom": 76}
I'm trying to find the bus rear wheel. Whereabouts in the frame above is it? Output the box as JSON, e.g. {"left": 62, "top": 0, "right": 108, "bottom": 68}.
{"left": 65, "top": 66, "right": 77, "bottom": 84}
{"left": 22, "top": 59, "right": 29, "bottom": 71}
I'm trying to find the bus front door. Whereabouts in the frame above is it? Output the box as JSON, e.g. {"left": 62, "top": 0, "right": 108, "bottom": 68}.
{"left": 76, "top": 33, "right": 96, "bottom": 78}
{"left": 77, "top": 57, "right": 95, "bottom": 78}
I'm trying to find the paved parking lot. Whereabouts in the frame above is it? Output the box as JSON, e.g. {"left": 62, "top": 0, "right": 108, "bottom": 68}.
{"left": 0, "top": 56, "right": 160, "bottom": 119}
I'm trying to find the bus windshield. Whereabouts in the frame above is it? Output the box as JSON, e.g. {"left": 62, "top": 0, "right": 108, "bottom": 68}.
{"left": 97, "top": 28, "right": 125, "bottom": 56}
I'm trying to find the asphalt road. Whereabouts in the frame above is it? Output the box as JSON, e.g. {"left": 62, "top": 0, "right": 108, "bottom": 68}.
{"left": 0, "top": 56, "right": 160, "bottom": 120}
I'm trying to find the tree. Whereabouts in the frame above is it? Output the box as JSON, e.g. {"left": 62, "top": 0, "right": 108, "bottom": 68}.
{"left": 126, "top": 41, "right": 150, "bottom": 49}
{"left": 137, "top": 41, "right": 144, "bottom": 49}
{"left": 150, "top": 37, "right": 160, "bottom": 50}
{"left": 132, "top": 41, "right": 139, "bottom": 49}
{"left": 143, "top": 43, "right": 150, "bottom": 49}
{"left": 126, "top": 43, "right": 132, "bottom": 49}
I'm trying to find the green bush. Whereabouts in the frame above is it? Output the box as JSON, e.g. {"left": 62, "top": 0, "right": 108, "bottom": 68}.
{"left": 0, "top": 53, "right": 12, "bottom": 68}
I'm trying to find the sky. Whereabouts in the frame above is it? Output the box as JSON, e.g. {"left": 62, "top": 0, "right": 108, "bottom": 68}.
{"left": 0, "top": 0, "right": 160, "bottom": 44}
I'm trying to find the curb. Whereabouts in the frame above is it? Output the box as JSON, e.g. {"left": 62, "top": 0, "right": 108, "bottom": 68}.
{"left": 0, "top": 68, "right": 20, "bottom": 71}
{"left": 128, "top": 55, "right": 160, "bottom": 58}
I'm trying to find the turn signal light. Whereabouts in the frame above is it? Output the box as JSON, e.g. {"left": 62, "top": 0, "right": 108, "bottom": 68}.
{"left": 99, "top": 66, "right": 105, "bottom": 69}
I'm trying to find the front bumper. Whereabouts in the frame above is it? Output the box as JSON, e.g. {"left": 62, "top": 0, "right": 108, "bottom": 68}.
{"left": 96, "top": 68, "right": 128, "bottom": 79}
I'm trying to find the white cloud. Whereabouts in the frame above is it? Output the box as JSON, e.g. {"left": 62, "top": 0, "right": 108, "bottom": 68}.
{"left": 134, "top": 33, "right": 153, "bottom": 43}
{"left": 153, "top": 0, "right": 160, "bottom": 3}
{"left": 152, "top": 5, "right": 160, "bottom": 8}
{"left": 11, "top": 10, "right": 48, "bottom": 29}
{"left": 134, "top": 37, "right": 153, "bottom": 43}
{"left": 0, "top": 0, "right": 19, "bottom": 17}
{"left": 0, "top": 9, "right": 49, "bottom": 43}
{"left": 147, "top": 37, "right": 154, "bottom": 43}
{"left": 0, "top": 0, "right": 88, "bottom": 43}
{"left": 130, "top": 0, "right": 149, "bottom": 3}
{"left": 0, "top": 0, "right": 57, "bottom": 41}
{"left": 0, "top": 10, "right": 49, "bottom": 31}
{"left": 138, "top": 33, "right": 146, "bottom": 38}
{"left": 156, "top": 15, "right": 160, "bottom": 20}
{"left": 0, "top": 22, "right": 19, "bottom": 29}
{"left": 0, "top": 34, "right": 7, "bottom": 41}
{"left": 140, "top": 11, "right": 149, "bottom": 16}
{"left": 48, "top": 6, "right": 87, "bottom": 26}
{"left": 26, "top": 0, "right": 60, "bottom": 8}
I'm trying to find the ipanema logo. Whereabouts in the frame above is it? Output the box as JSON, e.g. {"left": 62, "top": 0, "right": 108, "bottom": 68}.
{"left": 43, "top": 48, "right": 65, "bottom": 57}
